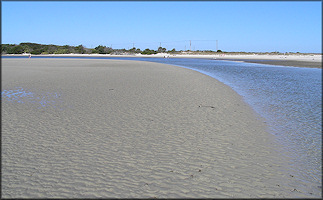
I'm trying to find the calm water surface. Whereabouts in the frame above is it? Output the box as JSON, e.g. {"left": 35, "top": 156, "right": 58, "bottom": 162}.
{"left": 2, "top": 56, "right": 322, "bottom": 189}
{"left": 145, "top": 57, "right": 322, "bottom": 186}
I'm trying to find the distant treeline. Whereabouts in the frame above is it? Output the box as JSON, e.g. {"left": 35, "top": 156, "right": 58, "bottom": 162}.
{"left": 2, "top": 43, "right": 311, "bottom": 55}
{"left": 1, "top": 43, "right": 181, "bottom": 55}
{"left": 2, "top": 43, "right": 87, "bottom": 55}
{"left": 1, "top": 42, "right": 224, "bottom": 55}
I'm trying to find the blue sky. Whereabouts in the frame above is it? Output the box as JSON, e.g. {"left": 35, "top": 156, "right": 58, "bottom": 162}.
{"left": 2, "top": 1, "right": 322, "bottom": 53}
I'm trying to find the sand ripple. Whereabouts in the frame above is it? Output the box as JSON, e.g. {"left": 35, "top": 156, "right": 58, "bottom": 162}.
{"left": 2, "top": 59, "right": 320, "bottom": 198}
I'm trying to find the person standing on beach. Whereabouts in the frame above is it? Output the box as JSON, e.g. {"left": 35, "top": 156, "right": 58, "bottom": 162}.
{"left": 29, "top": 54, "right": 31, "bottom": 58}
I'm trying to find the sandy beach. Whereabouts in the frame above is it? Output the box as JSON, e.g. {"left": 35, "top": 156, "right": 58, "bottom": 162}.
{"left": 164, "top": 53, "right": 322, "bottom": 68}
{"left": 4, "top": 53, "right": 322, "bottom": 68}
{"left": 2, "top": 58, "right": 320, "bottom": 198}
{"left": 213, "top": 54, "right": 322, "bottom": 68}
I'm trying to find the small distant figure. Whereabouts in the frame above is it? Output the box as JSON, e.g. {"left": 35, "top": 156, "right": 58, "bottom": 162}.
{"left": 29, "top": 54, "right": 32, "bottom": 59}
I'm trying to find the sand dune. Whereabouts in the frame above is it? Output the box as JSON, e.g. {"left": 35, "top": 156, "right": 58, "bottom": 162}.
{"left": 2, "top": 59, "right": 320, "bottom": 198}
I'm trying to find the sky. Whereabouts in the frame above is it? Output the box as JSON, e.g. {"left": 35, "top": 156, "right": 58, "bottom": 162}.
{"left": 1, "top": 1, "right": 322, "bottom": 53}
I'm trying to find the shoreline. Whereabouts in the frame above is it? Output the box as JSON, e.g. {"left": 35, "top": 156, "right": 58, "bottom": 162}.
{"left": 2, "top": 53, "right": 322, "bottom": 68}
{"left": 2, "top": 58, "right": 319, "bottom": 198}
{"left": 215, "top": 58, "right": 322, "bottom": 68}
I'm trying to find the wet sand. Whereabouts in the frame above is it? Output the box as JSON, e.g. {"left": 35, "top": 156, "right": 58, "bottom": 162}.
{"left": 3, "top": 53, "right": 322, "bottom": 68}
{"left": 215, "top": 58, "right": 322, "bottom": 68}
{"left": 2, "top": 58, "right": 320, "bottom": 198}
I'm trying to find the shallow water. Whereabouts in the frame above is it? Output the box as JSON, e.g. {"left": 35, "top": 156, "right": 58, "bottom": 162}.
{"left": 2, "top": 56, "right": 322, "bottom": 189}
{"left": 142, "top": 58, "right": 322, "bottom": 185}
{"left": 154, "top": 58, "right": 321, "bottom": 186}
{"left": 1, "top": 87, "right": 64, "bottom": 109}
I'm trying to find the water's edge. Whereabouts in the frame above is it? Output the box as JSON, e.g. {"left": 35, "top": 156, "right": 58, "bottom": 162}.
{"left": 2, "top": 56, "right": 321, "bottom": 194}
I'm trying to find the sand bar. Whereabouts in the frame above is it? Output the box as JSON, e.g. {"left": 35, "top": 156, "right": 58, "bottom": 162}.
{"left": 2, "top": 58, "right": 320, "bottom": 198}
{"left": 3, "top": 53, "right": 322, "bottom": 68}
{"left": 214, "top": 57, "right": 322, "bottom": 68}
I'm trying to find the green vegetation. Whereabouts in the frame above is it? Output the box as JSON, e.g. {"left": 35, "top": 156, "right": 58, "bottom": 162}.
{"left": 75, "top": 45, "right": 86, "bottom": 54}
{"left": 2, "top": 42, "right": 314, "bottom": 56}
{"left": 128, "top": 47, "right": 141, "bottom": 54}
{"left": 141, "top": 48, "right": 157, "bottom": 55}
{"left": 158, "top": 47, "right": 166, "bottom": 53}
{"left": 1, "top": 42, "right": 217, "bottom": 55}
{"left": 1, "top": 43, "right": 92, "bottom": 55}
{"left": 94, "top": 45, "right": 113, "bottom": 54}
{"left": 1, "top": 42, "right": 227, "bottom": 55}
{"left": 1, "top": 43, "right": 140, "bottom": 55}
